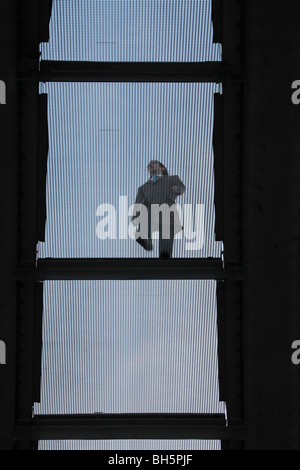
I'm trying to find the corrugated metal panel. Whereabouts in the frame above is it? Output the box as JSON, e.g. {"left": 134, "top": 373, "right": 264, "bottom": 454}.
{"left": 38, "top": 439, "right": 221, "bottom": 450}
{"left": 41, "top": 0, "right": 222, "bottom": 62}
{"left": 34, "top": 280, "right": 225, "bottom": 415}
{"left": 37, "top": 82, "right": 223, "bottom": 258}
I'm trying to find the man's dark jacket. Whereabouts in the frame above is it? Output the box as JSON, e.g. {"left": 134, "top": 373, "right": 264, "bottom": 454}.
{"left": 132, "top": 175, "right": 185, "bottom": 249}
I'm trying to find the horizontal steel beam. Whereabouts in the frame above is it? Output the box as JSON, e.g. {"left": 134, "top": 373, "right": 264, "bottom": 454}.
{"left": 14, "top": 414, "right": 245, "bottom": 441}
{"left": 34, "top": 61, "right": 244, "bottom": 83}
{"left": 16, "top": 258, "right": 245, "bottom": 281}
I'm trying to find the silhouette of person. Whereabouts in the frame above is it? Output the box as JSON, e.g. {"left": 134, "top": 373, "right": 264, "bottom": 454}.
{"left": 132, "top": 160, "right": 185, "bottom": 258}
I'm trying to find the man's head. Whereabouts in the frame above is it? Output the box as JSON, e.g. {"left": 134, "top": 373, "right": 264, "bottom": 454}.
{"left": 147, "top": 160, "right": 168, "bottom": 177}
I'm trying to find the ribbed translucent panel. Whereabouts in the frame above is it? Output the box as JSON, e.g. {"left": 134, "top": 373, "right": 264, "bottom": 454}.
{"left": 38, "top": 440, "right": 221, "bottom": 450}
{"left": 34, "top": 280, "right": 225, "bottom": 415}
{"left": 37, "top": 82, "right": 223, "bottom": 258}
{"left": 41, "top": 0, "right": 222, "bottom": 62}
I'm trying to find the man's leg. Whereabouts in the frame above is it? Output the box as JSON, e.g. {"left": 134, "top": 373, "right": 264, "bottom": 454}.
{"left": 136, "top": 205, "right": 153, "bottom": 251}
{"left": 159, "top": 235, "right": 174, "bottom": 258}
{"left": 159, "top": 216, "right": 174, "bottom": 258}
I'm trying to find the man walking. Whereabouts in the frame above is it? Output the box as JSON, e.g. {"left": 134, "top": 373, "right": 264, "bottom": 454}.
{"left": 132, "top": 160, "right": 185, "bottom": 258}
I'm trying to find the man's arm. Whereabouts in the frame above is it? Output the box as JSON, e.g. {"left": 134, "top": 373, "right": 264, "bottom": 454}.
{"left": 134, "top": 187, "right": 145, "bottom": 205}
{"left": 172, "top": 176, "right": 186, "bottom": 196}
{"left": 131, "top": 187, "right": 145, "bottom": 226}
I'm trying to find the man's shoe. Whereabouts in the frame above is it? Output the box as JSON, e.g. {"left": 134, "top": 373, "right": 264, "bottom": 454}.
{"left": 159, "top": 252, "right": 171, "bottom": 259}
{"left": 136, "top": 237, "right": 153, "bottom": 251}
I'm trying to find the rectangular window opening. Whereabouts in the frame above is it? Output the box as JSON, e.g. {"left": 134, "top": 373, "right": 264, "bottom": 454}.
{"left": 41, "top": 0, "right": 222, "bottom": 63}
{"left": 38, "top": 439, "right": 222, "bottom": 450}
{"left": 34, "top": 280, "right": 226, "bottom": 415}
{"left": 37, "top": 81, "right": 223, "bottom": 259}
